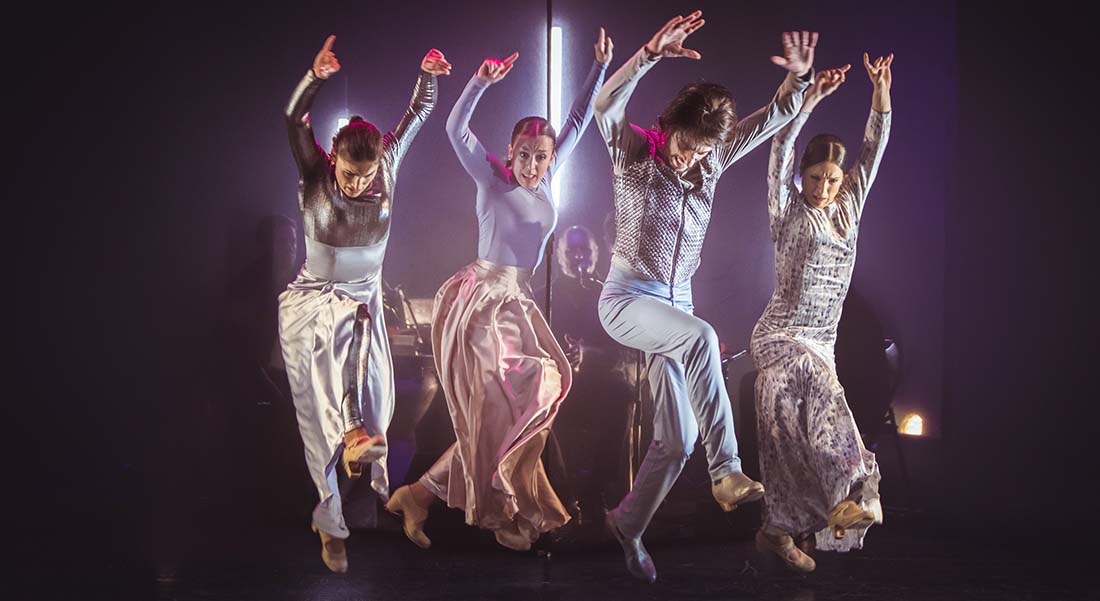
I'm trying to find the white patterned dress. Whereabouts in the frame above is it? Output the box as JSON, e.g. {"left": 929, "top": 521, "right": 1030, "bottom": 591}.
{"left": 750, "top": 108, "right": 891, "bottom": 552}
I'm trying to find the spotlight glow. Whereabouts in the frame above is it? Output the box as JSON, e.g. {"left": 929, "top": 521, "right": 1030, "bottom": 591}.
{"left": 900, "top": 413, "right": 924, "bottom": 436}
{"left": 337, "top": 117, "right": 349, "bottom": 130}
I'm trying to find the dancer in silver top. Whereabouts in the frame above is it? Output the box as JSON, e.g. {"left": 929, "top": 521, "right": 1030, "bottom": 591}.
{"left": 279, "top": 35, "right": 449, "bottom": 572}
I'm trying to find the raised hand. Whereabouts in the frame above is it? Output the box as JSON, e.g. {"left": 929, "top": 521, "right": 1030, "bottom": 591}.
{"left": 864, "top": 52, "right": 893, "bottom": 113}
{"left": 312, "top": 35, "right": 340, "bottom": 79}
{"left": 476, "top": 52, "right": 519, "bottom": 84}
{"left": 809, "top": 64, "right": 851, "bottom": 99}
{"left": 421, "top": 48, "right": 453, "bottom": 76}
{"left": 595, "top": 27, "right": 614, "bottom": 65}
{"left": 864, "top": 52, "right": 893, "bottom": 89}
{"left": 770, "top": 31, "right": 818, "bottom": 76}
{"left": 645, "top": 10, "right": 705, "bottom": 59}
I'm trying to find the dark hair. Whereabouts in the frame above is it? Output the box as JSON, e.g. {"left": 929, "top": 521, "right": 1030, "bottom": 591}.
{"left": 799, "top": 133, "right": 847, "bottom": 174}
{"left": 331, "top": 116, "right": 383, "bottom": 163}
{"left": 506, "top": 116, "right": 557, "bottom": 167}
{"left": 657, "top": 82, "right": 737, "bottom": 149}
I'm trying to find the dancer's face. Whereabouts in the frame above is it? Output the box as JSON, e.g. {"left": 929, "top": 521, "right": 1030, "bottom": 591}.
{"left": 664, "top": 131, "right": 713, "bottom": 174}
{"left": 802, "top": 161, "right": 844, "bottom": 208}
{"left": 333, "top": 152, "right": 380, "bottom": 199}
{"left": 507, "top": 134, "right": 555, "bottom": 190}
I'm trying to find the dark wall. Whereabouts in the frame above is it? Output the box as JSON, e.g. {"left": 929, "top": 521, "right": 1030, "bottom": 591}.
{"left": 942, "top": 4, "right": 1096, "bottom": 532}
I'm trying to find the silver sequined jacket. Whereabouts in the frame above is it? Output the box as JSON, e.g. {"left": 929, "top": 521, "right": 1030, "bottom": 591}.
{"left": 285, "top": 69, "right": 436, "bottom": 247}
{"left": 594, "top": 48, "right": 810, "bottom": 286}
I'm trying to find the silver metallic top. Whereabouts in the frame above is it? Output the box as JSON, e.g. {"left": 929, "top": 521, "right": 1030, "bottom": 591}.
{"left": 594, "top": 48, "right": 811, "bottom": 286}
{"left": 752, "top": 109, "right": 892, "bottom": 367}
{"left": 285, "top": 68, "right": 436, "bottom": 247}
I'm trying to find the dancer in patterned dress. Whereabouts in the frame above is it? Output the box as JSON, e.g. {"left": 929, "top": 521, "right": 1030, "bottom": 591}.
{"left": 751, "top": 54, "right": 893, "bottom": 572}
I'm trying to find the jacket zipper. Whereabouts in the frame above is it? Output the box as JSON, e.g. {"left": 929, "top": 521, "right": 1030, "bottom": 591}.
{"left": 668, "top": 189, "right": 688, "bottom": 300}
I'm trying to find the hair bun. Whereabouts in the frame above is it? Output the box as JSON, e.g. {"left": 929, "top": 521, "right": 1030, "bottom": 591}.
{"left": 332, "top": 117, "right": 384, "bottom": 162}
{"left": 658, "top": 82, "right": 737, "bottom": 147}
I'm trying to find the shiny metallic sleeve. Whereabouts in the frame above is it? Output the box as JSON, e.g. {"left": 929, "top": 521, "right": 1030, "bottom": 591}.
{"left": 285, "top": 69, "right": 329, "bottom": 182}
{"left": 713, "top": 70, "right": 812, "bottom": 175}
{"left": 594, "top": 48, "right": 660, "bottom": 174}
{"left": 385, "top": 70, "right": 437, "bottom": 173}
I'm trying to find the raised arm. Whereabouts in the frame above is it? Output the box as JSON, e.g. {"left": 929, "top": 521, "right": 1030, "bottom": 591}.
{"left": 767, "top": 113, "right": 809, "bottom": 231}
{"left": 385, "top": 49, "right": 450, "bottom": 170}
{"left": 841, "top": 53, "right": 893, "bottom": 220}
{"left": 445, "top": 53, "right": 518, "bottom": 185}
{"left": 549, "top": 29, "right": 612, "bottom": 174}
{"left": 595, "top": 12, "right": 705, "bottom": 174}
{"left": 713, "top": 31, "right": 816, "bottom": 174}
{"left": 285, "top": 35, "right": 340, "bottom": 181}
{"left": 768, "top": 65, "right": 850, "bottom": 230}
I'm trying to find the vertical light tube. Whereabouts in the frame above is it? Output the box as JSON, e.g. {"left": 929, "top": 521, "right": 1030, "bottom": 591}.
{"left": 550, "top": 26, "right": 563, "bottom": 205}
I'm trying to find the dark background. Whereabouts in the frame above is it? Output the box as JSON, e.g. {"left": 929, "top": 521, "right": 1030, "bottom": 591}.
{"left": 7, "top": 0, "right": 1095, "bottom": 589}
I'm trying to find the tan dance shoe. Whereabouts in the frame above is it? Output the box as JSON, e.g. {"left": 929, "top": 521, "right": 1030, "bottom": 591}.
{"left": 827, "top": 500, "right": 875, "bottom": 539}
{"left": 311, "top": 522, "right": 348, "bottom": 573}
{"left": 385, "top": 485, "right": 432, "bottom": 549}
{"left": 711, "top": 472, "right": 765, "bottom": 511}
{"left": 493, "top": 525, "right": 533, "bottom": 552}
{"left": 342, "top": 428, "right": 386, "bottom": 479}
{"left": 755, "top": 529, "right": 816, "bottom": 573}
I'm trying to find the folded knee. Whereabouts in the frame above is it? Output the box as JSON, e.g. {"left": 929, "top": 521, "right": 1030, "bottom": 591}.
{"left": 653, "top": 437, "right": 695, "bottom": 466}
{"left": 686, "top": 322, "right": 720, "bottom": 356}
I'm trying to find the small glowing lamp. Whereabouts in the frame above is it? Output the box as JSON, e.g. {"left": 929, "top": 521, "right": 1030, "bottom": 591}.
{"left": 900, "top": 413, "right": 924, "bottom": 436}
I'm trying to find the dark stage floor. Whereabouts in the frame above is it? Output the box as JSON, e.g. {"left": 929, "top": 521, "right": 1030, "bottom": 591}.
{"left": 45, "top": 501, "right": 1093, "bottom": 601}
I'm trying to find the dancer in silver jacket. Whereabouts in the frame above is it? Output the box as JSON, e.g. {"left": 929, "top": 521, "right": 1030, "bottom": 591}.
{"left": 593, "top": 11, "right": 815, "bottom": 583}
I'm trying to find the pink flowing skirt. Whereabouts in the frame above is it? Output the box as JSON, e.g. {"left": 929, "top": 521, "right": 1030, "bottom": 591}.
{"left": 420, "top": 259, "right": 573, "bottom": 542}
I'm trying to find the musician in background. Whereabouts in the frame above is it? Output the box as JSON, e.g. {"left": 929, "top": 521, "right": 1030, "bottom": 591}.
{"left": 540, "top": 225, "right": 634, "bottom": 537}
